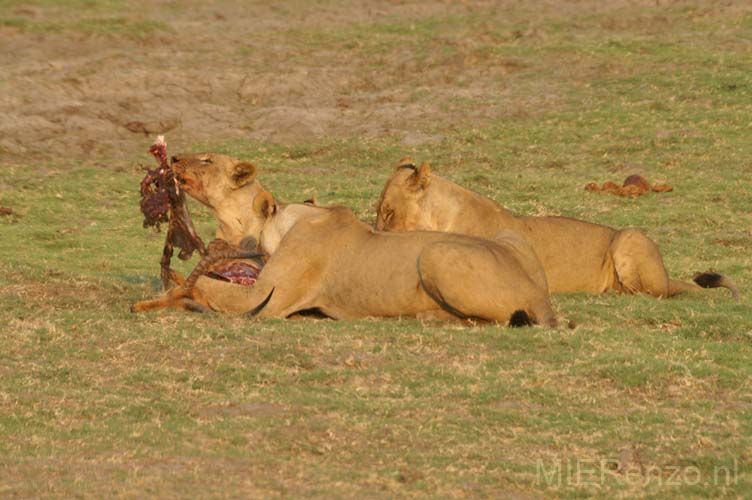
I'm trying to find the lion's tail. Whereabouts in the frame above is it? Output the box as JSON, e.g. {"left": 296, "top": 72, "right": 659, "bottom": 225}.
{"left": 668, "top": 272, "right": 740, "bottom": 300}
{"left": 693, "top": 272, "right": 740, "bottom": 299}
{"left": 530, "top": 299, "right": 558, "bottom": 328}
{"left": 508, "top": 310, "right": 533, "bottom": 327}
{"left": 502, "top": 306, "right": 557, "bottom": 328}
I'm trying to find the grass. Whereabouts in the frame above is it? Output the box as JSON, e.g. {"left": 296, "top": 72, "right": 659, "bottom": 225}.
{"left": 2, "top": 0, "right": 752, "bottom": 497}
{"left": 0, "top": 0, "right": 169, "bottom": 38}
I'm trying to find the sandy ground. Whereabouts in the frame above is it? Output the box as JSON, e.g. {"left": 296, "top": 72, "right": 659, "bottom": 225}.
{"left": 0, "top": 0, "right": 591, "bottom": 163}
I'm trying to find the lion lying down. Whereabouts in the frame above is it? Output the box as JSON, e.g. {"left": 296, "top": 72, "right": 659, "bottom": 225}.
{"left": 376, "top": 159, "right": 739, "bottom": 299}
{"left": 136, "top": 190, "right": 558, "bottom": 327}
{"left": 131, "top": 151, "right": 271, "bottom": 313}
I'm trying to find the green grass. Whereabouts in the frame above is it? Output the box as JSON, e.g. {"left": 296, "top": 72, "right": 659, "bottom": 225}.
{"left": 2, "top": 0, "right": 752, "bottom": 497}
{"left": 0, "top": 0, "right": 169, "bottom": 38}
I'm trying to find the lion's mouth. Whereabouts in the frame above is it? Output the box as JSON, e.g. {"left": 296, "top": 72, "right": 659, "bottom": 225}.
{"left": 173, "top": 172, "right": 191, "bottom": 190}
{"left": 206, "top": 262, "right": 260, "bottom": 287}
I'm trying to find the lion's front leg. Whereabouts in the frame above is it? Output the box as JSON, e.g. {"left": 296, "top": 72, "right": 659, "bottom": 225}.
{"left": 240, "top": 248, "right": 325, "bottom": 319}
{"left": 130, "top": 285, "right": 195, "bottom": 313}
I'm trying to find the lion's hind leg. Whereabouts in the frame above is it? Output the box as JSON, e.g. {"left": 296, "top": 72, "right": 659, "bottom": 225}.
{"left": 417, "top": 241, "right": 555, "bottom": 326}
{"left": 492, "top": 229, "right": 550, "bottom": 293}
{"left": 609, "top": 228, "right": 670, "bottom": 297}
{"left": 610, "top": 230, "right": 739, "bottom": 299}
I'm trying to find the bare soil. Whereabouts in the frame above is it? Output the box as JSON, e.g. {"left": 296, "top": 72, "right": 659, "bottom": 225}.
{"left": 0, "top": 0, "right": 618, "bottom": 163}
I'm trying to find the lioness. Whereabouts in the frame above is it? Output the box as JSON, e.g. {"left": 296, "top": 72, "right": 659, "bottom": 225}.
{"left": 131, "top": 152, "right": 270, "bottom": 313}
{"left": 376, "top": 159, "right": 739, "bottom": 299}
{"left": 181, "top": 190, "right": 557, "bottom": 326}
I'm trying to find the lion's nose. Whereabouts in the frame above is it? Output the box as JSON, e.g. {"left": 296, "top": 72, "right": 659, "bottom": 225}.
{"left": 171, "top": 155, "right": 179, "bottom": 163}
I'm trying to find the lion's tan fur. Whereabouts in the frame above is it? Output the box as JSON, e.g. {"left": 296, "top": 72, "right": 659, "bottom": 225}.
{"left": 191, "top": 192, "right": 557, "bottom": 326}
{"left": 376, "top": 160, "right": 735, "bottom": 298}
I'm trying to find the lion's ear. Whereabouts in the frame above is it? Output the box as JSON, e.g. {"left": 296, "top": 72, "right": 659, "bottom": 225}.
{"left": 252, "top": 190, "right": 277, "bottom": 218}
{"left": 409, "top": 162, "right": 431, "bottom": 190}
{"left": 303, "top": 193, "right": 317, "bottom": 206}
{"left": 232, "top": 162, "right": 258, "bottom": 187}
{"left": 395, "top": 156, "right": 416, "bottom": 170}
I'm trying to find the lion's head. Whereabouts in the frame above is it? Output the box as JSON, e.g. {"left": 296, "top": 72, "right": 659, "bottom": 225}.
{"left": 250, "top": 190, "right": 334, "bottom": 255}
{"left": 375, "top": 158, "right": 434, "bottom": 232}
{"left": 171, "top": 153, "right": 259, "bottom": 209}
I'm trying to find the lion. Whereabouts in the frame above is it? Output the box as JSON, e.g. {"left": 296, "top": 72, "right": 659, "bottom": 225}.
{"left": 161, "top": 190, "right": 558, "bottom": 326}
{"left": 131, "top": 152, "right": 271, "bottom": 313}
{"left": 375, "top": 159, "right": 739, "bottom": 299}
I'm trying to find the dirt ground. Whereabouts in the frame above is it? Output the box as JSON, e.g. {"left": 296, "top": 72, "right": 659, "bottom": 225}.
{"left": 0, "top": 0, "right": 647, "bottom": 163}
